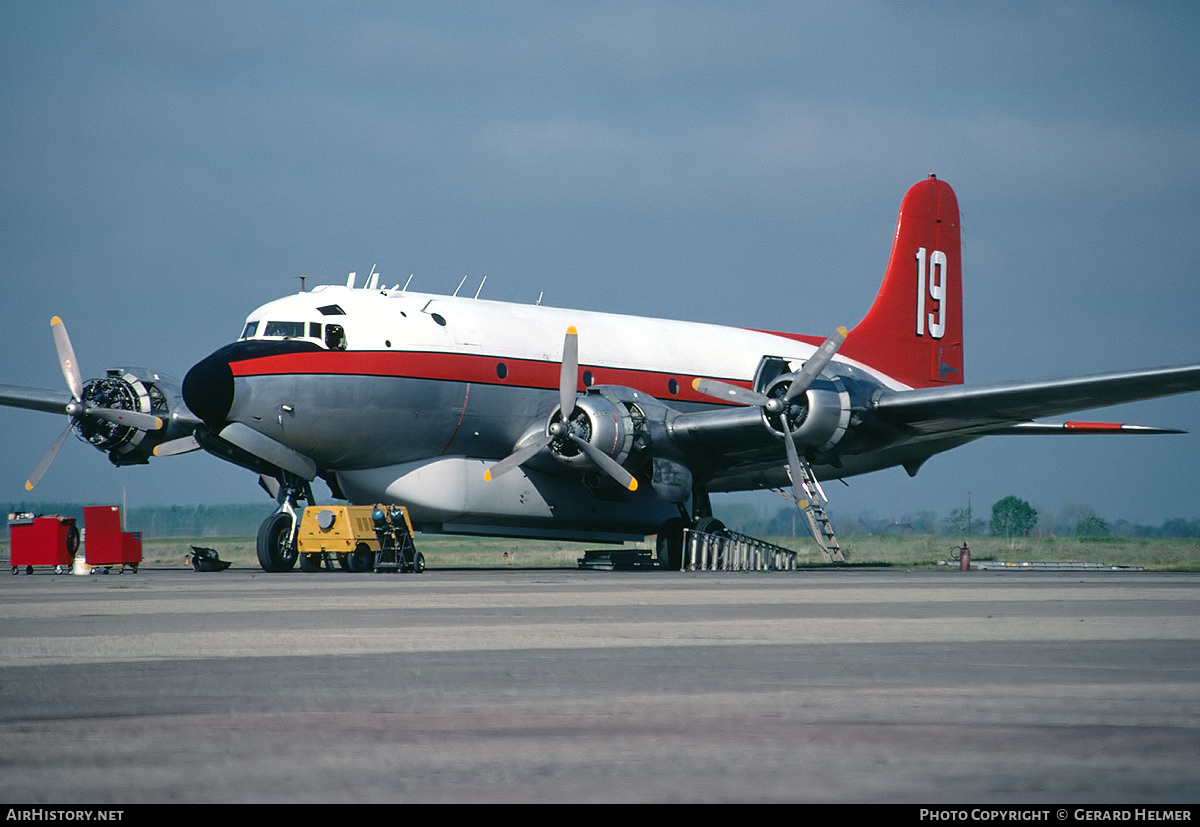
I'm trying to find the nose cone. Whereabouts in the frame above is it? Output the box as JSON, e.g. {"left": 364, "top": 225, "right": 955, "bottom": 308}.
{"left": 183, "top": 339, "right": 322, "bottom": 429}
{"left": 182, "top": 345, "right": 236, "bottom": 428}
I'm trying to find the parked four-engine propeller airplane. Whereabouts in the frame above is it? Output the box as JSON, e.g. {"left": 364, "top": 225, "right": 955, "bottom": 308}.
{"left": 4, "top": 176, "right": 1199, "bottom": 571}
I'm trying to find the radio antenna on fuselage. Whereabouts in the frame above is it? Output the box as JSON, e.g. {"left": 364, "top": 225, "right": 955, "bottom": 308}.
{"left": 474, "top": 276, "right": 487, "bottom": 299}
{"left": 403, "top": 274, "right": 413, "bottom": 291}
{"left": 452, "top": 275, "right": 468, "bottom": 297}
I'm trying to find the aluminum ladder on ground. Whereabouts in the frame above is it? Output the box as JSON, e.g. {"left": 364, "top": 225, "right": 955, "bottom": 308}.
{"left": 792, "top": 457, "right": 845, "bottom": 563}
{"left": 682, "top": 528, "right": 799, "bottom": 571}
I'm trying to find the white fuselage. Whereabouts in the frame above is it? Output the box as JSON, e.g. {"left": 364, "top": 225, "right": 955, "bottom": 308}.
{"left": 198, "top": 284, "right": 908, "bottom": 539}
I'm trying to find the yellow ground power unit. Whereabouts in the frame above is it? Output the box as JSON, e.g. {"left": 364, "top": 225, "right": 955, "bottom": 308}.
{"left": 295, "top": 504, "right": 423, "bottom": 574}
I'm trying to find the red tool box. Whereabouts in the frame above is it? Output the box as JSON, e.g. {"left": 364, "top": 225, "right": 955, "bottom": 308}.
{"left": 8, "top": 513, "right": 80, "bottom": 575}
{"left": 82, "top": 505, "right": 142, "bottom": 572}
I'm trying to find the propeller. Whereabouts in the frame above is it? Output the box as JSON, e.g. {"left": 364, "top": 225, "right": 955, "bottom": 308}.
{"left": 485, "top": 327, "right": 638, "bottom": 491}
{"left": 25, "top": 317, "right": 165, "bottom": 490}
{"left": 693, "top": 326, "right": 847, "bottom": 507}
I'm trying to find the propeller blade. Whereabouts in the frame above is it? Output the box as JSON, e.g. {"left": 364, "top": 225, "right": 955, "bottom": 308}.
{"left": 484, "top": 433, "right": 553, "bottom": 482}
{"left": 85, "top": 406, "right": 163, "bottom": 431}
{"left": 153, "top": 434, "right": 201, "bottom": 457}
{"left": 781, "top": 426, "right": 807, "bottom": 508}
{"left": 26, "top": 420, "right": 74, "bottom": 491}
{"left": 559, "top": 326, "right": 579, "bottom": 417}
{"left": 567, "top": 433, "right": 638, "bottom": 491}
{"left": 691, "top": 377, "right": 771, "bottom": 407}
{"left": 50, "top": 316, "right": 84, "bottom": 401}
{"left": 784, "top": 326, "right": 847, "bottom": 403}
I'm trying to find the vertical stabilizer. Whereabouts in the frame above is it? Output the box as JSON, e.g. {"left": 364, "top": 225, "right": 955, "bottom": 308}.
{"left": 841, "top": 176, "right": 964, "bottom": 388}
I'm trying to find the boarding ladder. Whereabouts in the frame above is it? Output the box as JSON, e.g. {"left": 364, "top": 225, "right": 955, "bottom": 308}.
{"left": 791, "top": 458, "right": 845, "bottom": 563}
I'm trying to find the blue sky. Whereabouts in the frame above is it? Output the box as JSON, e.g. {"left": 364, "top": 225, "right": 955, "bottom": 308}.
{"left": 2, "top": 2, "right": 1198, "bottom": 528}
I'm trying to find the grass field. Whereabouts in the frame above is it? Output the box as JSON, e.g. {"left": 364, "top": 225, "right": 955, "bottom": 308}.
{"left": 6, "top": 532, "right": 1198, "bottom": 571}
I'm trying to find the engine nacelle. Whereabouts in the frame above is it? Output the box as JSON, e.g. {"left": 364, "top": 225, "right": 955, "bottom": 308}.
{"left": 544, "top": 391, "right": 640, "bottom": 472}
{"left": 76, "top": 368, "right": 198, "bottom": 466}
{"left": 761, "top": 373, "right": 851, "bottom": 455}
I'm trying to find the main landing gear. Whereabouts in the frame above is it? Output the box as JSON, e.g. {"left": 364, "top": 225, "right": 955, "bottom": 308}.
{"left": 656, "top": 515, "right": 728, "bottom": 570}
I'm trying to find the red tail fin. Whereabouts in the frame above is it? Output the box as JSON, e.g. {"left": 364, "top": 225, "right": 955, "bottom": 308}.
{"left": 841, "top": 176, "right": 964, "bottom": 388}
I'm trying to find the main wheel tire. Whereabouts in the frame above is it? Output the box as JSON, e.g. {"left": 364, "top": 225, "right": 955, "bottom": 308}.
{"left": 256, "top": 512, "right": 299, "bottom": 572}
{"left": 692, "top": 516, "right": 729, "bottom": 567}
{"left": 692, "top": 516, "right": 727, "bottom": 536}
{"left": 656, "top": 518, "right": 687, "bottom": 570}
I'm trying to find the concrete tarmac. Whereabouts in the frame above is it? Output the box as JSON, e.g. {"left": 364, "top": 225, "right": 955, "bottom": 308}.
{"left": 1, "top": 565, "right": 1197, "bottom": 804}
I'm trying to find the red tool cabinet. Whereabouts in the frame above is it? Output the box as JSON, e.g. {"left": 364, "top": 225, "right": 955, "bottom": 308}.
{"left": 8, "top": 513, "right": 80, "bottom": 574}
{"left": 83, "top": 506, "right": 142, "bottom": 572}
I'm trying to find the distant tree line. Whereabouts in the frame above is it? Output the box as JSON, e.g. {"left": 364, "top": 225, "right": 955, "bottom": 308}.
{"left": 2, "top": 502, "right": 274, "bottom": 537}
{"left": 717, "top": 497, "right": 1200, "bottom": 540}
{"left": 5, "top": 498, "right": 1200, "bottom": 540}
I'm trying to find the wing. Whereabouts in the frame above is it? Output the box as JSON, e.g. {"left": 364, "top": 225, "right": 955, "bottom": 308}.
{"left": 0, "top": 384, "right": 72, "bottom": 415}
{"left": 871, "top": 364, "right": 1200, "bottom": 436}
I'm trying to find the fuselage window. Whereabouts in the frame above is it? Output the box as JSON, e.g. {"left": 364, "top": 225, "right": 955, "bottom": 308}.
{"left": 309, "top": 322, "right": 322, "bottom": 339}
{"left": 325, "top": 324, "right": 347, "bottom": 350}
{"left": 263, "top": 321, "right": 305, "bottom": 338}
{"left": 241, "top": 321, "right": 258, "bottom": 339}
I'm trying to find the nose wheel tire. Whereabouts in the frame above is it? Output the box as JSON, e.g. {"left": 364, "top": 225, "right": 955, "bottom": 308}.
{"left": 256, "top": 512, "right": 299, "bottom": 572}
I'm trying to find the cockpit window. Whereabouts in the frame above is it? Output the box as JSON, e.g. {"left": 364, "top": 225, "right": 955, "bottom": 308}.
{"left": 263, "top": 321, "right": 305, "bottom": 338}
{"left": 241, "top": 321, "right": 258, "bottom": 339}
{"left": 325, "top": 324, "right": 347, "bottom": 350}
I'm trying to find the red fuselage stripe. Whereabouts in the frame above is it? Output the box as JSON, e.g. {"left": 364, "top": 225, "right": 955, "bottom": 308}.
{"left": 227, "top": 349, "right": 749, "bottom": 405}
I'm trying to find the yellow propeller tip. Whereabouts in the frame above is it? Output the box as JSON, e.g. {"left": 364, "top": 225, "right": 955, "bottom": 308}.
{"left": 51, "top": 316, "right": 63, "bottom": 326}
{"left": 483, "top": 470, "right": 493, "bottom": 482}
{"left": 628, "top": 479, "right": 638, "bottom": 492}
{"left": 836, "top": 326, "right": 847, "bottom": 336}
{"left": 691, "top": 378, "right": 702, "bottom": 390}
{"left": 25, "top": 481, "right": 35, "bottom": 491}
{"left": 566, "top": 326, "right": 577, "bottom": 335}
{"left": 797, "top": 499, "right": 809, "bottom": 510}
